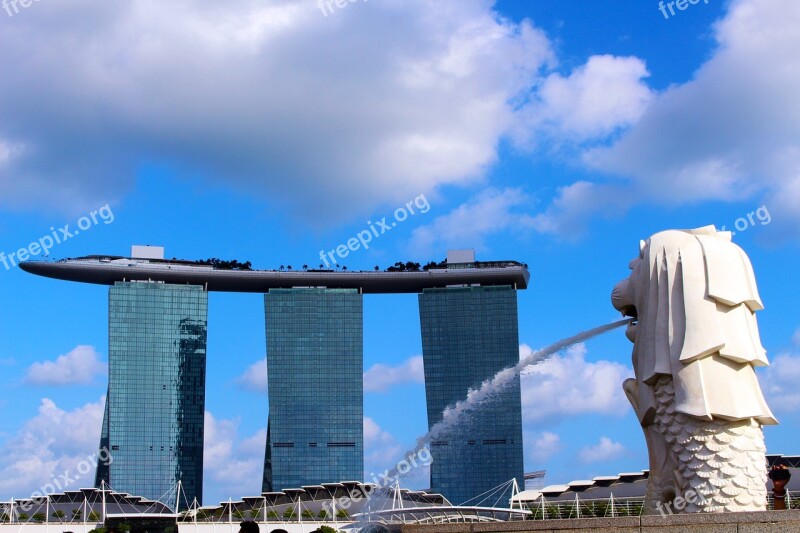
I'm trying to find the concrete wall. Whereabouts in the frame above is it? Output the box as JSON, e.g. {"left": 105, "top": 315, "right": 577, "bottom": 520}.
{"left": 403, "top": 510, "right": 800, "bottom": 533}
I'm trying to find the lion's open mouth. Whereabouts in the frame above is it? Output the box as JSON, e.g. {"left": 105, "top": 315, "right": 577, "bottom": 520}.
{"left": 621, "top": 305, "right": 638, "bottom": 325}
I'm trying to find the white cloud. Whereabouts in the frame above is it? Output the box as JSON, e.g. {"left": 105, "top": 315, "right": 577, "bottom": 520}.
{"left": 364, "top": 355, "right": 424, "bottom": 393}
{"left": 234, "top": 359, "right": 268, "bottom": 393}
{"left": 363, "top": 416, "right": 403, "bottom": 469}
{"left": 408, "top": 188, "right": 537, "bottom": 255}
{"left": 582, "top": 0, "right": 800, "bottom": 237}
{"left": 203, "top": 412, "right": 265, "bottom": 503}
{"left": 0, "top": 0, "right": 554, "bottom": 221}
{"left": 578, "top": 437, "right": 626, "bottom": 463}
{"left": 520, "top": 343, "right": 633, "bottom": 423}
{"left": 528, "top": 431, "right": 561, "bottom": 463}
{"left": 0, "top": 397, "right": 105, "bottom": 500}
{"left": 529, "top": 181, "right": 632, "bottom": 240}
{"left": 24, "top": 345, "right": 106, "bottom": 386}
{"left": 514, "top": 54, "right": 653, "bottom": 146}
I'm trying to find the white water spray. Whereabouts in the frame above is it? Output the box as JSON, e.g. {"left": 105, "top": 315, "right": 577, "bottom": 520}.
{"left": 363, "top": 318, "right": 632, "bottom": 511}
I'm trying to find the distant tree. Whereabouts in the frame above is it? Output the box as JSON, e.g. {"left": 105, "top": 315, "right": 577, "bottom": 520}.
{"left": 88, "top": 511, "right": 101, "bottom": 522}
{"left": 279, "top": 265, "right": 285, "bottom": 271}
{"left": 302, "top": 264, "right": 308, "bottom": 271}
{"left": 301, "top": 509, "right": 314, "bottom": 520}
{"left": 335, "top": 509, "right": 349, "bottom": 519}
{"left": 52, "top": 510, "right": 65, "bottom": 521}
{"left": 374, "top": 265, "right": 379, "bottom": 271}
{"left": 287, "top": 265, "right": 293, "bottom": 271}
{"left": 72, "top": 508, "right": 82, "bottom": 520}
{"left": 267, "top": 510, "right": 279, "bottom": 520}
{"left": 234, "top": 509, "right": 246, "bottom": 520}
{"left": 319, "top": 264, "right": 324, "bottom": 269}
{"left": 317, "top": 509, "right": 328, "bottom": 520}
{"left": 32, "top": 514, "right": 46, "bottom": 523}
{"left": 342, "top": 266, "right": 347, "bottom": 271}
{"left": 18, "top": 514, "right": 29, "bottom": 521}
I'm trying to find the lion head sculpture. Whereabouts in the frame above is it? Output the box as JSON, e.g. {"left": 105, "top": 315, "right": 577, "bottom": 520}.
{"left": 612, "top": 225, "right": 775, "bottom": 426}
{"left": 611, "top": 226, "right": 776, "bottom": 514}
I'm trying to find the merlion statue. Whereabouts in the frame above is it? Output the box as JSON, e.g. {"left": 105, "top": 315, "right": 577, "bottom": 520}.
{"left": 611, "top": 226, "right": 777, "bottom": 514}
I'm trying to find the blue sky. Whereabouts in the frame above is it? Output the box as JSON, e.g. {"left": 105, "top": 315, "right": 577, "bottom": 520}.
{"left": 1, "top": 0, "right": 799, "bottom": 506}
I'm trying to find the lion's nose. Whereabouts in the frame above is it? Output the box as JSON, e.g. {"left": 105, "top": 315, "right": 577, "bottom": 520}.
{"left": 611, "top": 278, "right": 633, "bottom": 312}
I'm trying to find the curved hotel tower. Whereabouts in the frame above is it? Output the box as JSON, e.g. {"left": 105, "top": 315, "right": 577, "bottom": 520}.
{"left": 21, "top": 247, "right": 529, "bottom": 508}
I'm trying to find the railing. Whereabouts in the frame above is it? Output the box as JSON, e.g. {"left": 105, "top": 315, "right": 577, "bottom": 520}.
{"left": 524, "top": 492, "right": 800, "bottom": 520}
{"left": 525, "top": 498, "right": 644, "bottom": 520}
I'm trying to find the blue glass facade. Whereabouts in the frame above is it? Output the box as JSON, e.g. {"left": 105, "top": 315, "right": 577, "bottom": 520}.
{"left": 96, "top": 282, "right": 207, "bottom": 508}
{"left": 419, "top": 286, "right": 524, "bottom": 505}
{"left": 263, "top": 289, "right": 363, "bottom": 491}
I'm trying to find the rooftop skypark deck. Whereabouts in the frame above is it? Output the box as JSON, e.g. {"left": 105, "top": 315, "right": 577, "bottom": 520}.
{"left": 19, "top": 251, "right": 530, "bottom": 294}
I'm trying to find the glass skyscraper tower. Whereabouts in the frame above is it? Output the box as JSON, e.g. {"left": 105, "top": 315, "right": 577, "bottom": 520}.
{"left": 262, "top": 289, "right": 363, "bottom": 492}
{"left": 419, "top": 286, "right": 524, "bottom": 505}
{"left": 95, "top": 282, "right": 208, "bottom": 508}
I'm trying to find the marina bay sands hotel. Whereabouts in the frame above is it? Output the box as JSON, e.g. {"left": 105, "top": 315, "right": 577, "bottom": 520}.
{"left": 20, "top": 247, "right": 530, "bottom": 507}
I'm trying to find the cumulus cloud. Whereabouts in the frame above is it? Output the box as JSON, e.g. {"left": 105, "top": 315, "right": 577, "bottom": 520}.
{"left": 0, "top": 397, "right": 105, "bottom": 500}
{"left": 528, "top": 431, "right": 561, "bottom": 463}
{"left": 519, "top": 343, "right": 632, "bottom": 423}
{"left": 364, "top": 416, "right": 403, "bottom": 469}
{"left": 529, "top": 181, "right": 632, "bottom": 240}
{"left": 203, "top": 412, "right": 265, "bottom": 503}
{"left": 234, "top": 359, "right": 268, "bottom": 394}
{"left": 0, "top": 0, "right": 554, "bottom": 220}
{"left": 513, "top": 54, "right": 653, "bottom": 146}
{"left": 578, "top": 437, "right": 626, "bottom": 463}
{"left": 364, "top": 355, "right": 424, "bottom": 393}
{"left": 408, "top": 188, "right": 538, "bottom": 255}
{"left": 582, "top": 0, "right": 800, "bottom": 237}
{"left": 24, "top": 345, "right": 107, "bottom": 386}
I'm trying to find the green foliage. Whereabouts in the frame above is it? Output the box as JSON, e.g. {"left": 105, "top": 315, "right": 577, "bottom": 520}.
{"left": 52, "top": 510, "right": 66, "bottom": 520}
{"left": 196, "top": 510, "right": 211, "bottom": 521}
{"left": 197, "top": 258, "right": 253, "bottom": 271}
{"left": 318, "top": 526, "right": 338, "bottom": 533}
{"left": 18, "top": 513, "right": 29, "bottom": 521}
{"left": 266, "top": 510, "right": 279, "bottom": 520}
{"left": 282, "top": 508, "right": 296, "bottom": 520}
{"left": 88, "top": 527, "right": 106, "bottom": 533}
{"left": 72, "top": 509, "right": 83, "bottom": 519}
{"left": 32, "top": 513, "right": 46, "bottom": 523}
{"left": 301, "top": 509, "right": 314, "bottom": 519}
{"left": 1, "top": 513, "right": 9, "bottom": 523}
{"left": 88, "top": 511, "right": 101, "bottom": 522}
{"left": 118, "top": 523, "right": 131, "bottom": 533}
{"left": 335, "top": 509, "right": 349, "bottom": 519}
{"left": 317, "top": 509, "right": 328, "bottom": 520}
{"left": 233, "top": 510, "right": 246, "bottom": 520}
{"left": 249, "top": 508, "right": 262, "bottom": 519}
{"left": 386, "top": 261, "right": 421, "bottom": 272}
